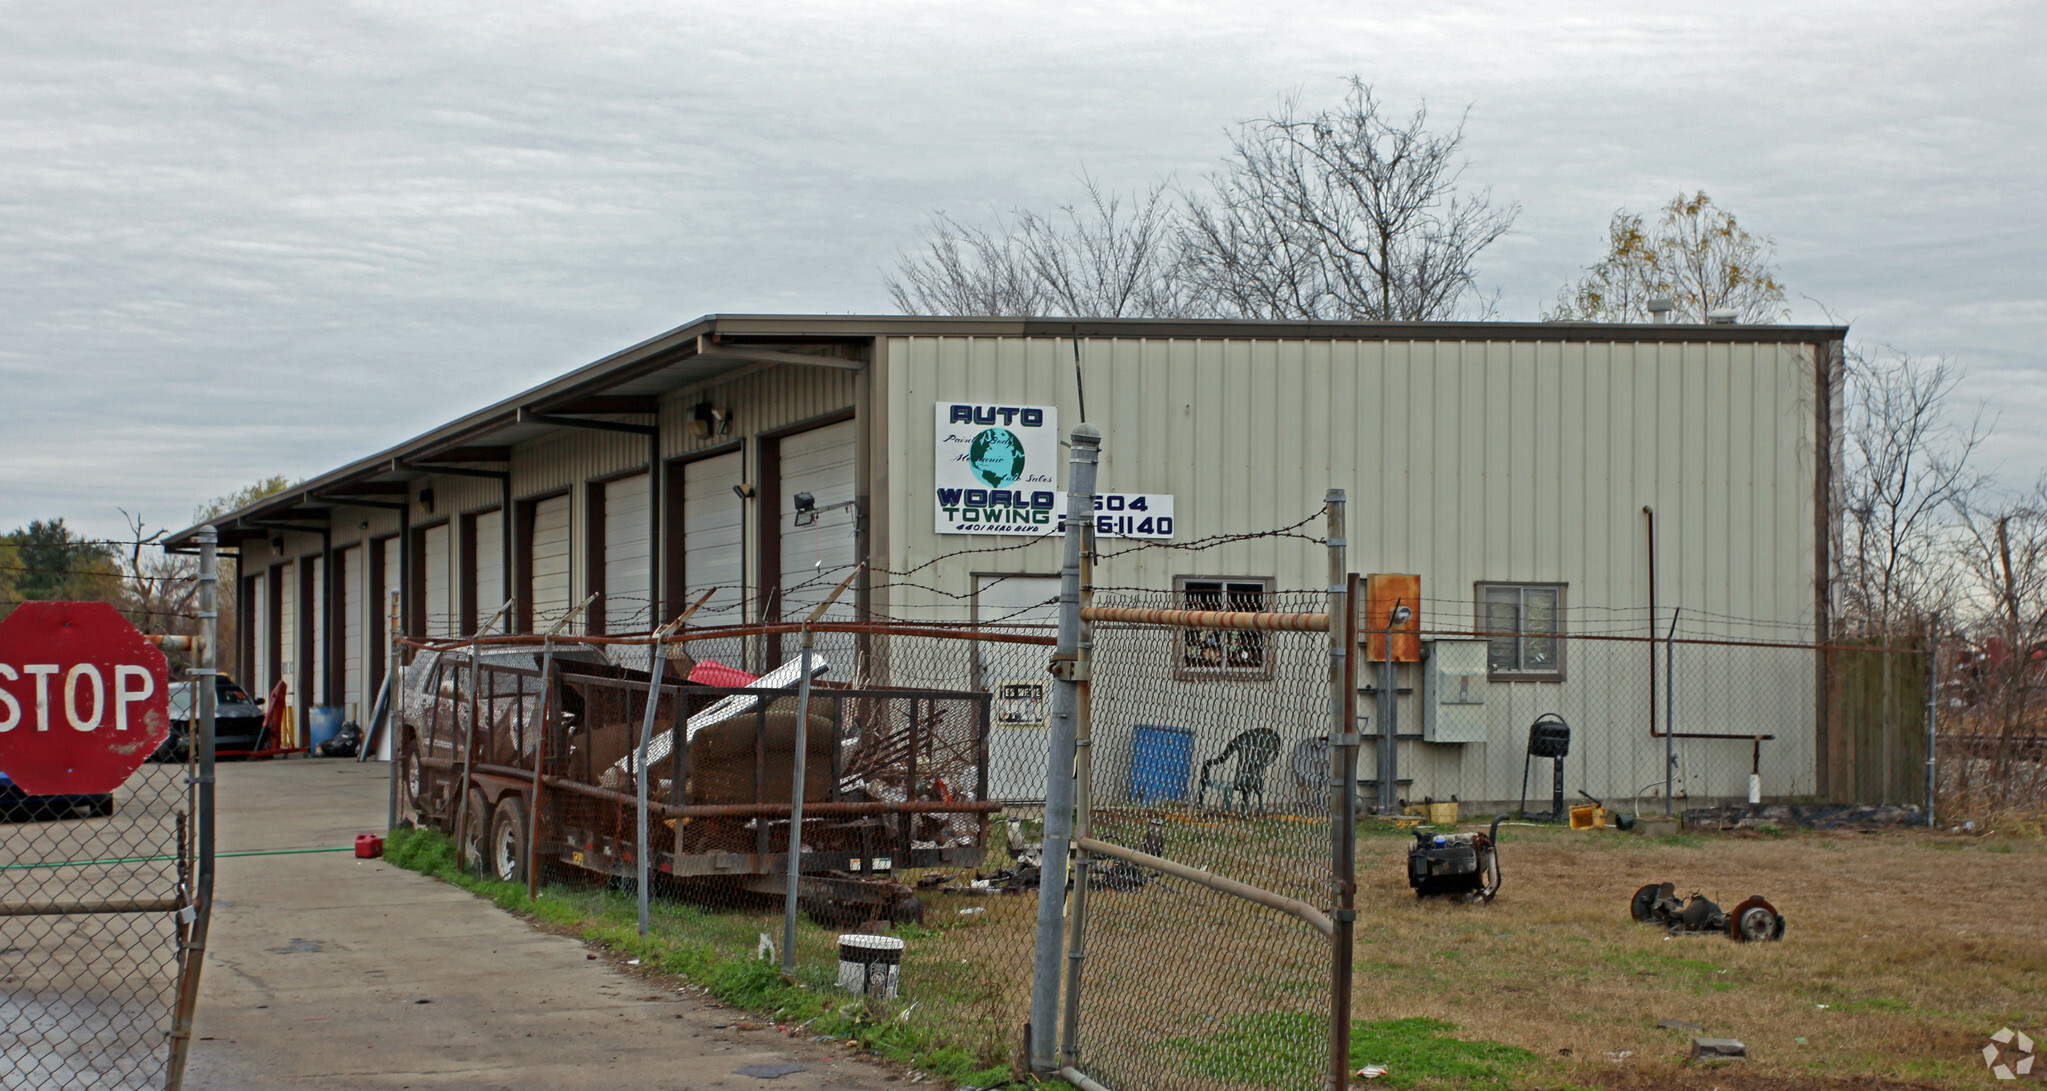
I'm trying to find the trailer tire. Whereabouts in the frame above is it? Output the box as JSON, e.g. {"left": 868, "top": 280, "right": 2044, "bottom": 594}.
{"left": 489, "top": 795, "right": 528, "bottom": 884}
{"left": 459, "top": 788, "right": 490, "bottom": 874}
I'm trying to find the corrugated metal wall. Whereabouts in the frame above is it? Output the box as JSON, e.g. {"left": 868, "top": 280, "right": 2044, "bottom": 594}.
{"left": 882, "top": 335, "right": 1822, "bottom": 804}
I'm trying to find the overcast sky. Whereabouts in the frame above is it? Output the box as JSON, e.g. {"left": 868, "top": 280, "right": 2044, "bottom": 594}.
{"left": 3, "top": 0, "right": 2041, "bottom": 542}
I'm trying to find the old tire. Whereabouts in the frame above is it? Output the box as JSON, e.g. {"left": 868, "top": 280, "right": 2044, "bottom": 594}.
{"left": 400, "top": 734, "right": 426, "bottom": 813}
{"left": 1629, "top": 883, "right": 1661, "bottom": 923}
{"left": 488, "top": 795, "right": 528, "bottom": 885}
{"left": 458, "top": 789, "right": 490, "bottom": 873}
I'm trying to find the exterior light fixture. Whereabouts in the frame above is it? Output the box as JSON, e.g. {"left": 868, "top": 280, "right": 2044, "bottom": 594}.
{"left": 418, "top": 487, "right": 435, "bottom": 514}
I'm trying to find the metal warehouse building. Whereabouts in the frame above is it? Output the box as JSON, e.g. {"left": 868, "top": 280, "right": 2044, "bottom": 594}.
{"left": 168, "top": 315, "right": 1850, "bottom": 809}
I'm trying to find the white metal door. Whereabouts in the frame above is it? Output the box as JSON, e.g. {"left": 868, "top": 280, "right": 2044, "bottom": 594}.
{"left": 472, "top": 511, "right": 504, "bottom": 632}
{"left": 423, "top": 525, "right": 452, "bottom": 638}
{"left": 340, "top": 546, "right": 362, "bottom": 716}
{"left": 976, "top": 574, "right": 1060, "bottom": 801}
{"left": 380, "top": 539, "right": 402, "bottom": 761}
{"left": 777, "top": 420, "right": 857, "bottom": 622}
{"left": 277, "top": 562, "right": 296, "bottom": 707}
{"left": 308, "top": 556, "right": 325, "bottom": 707}
{"left": 604, "top": 474, "right": 651, "bottom": 631}
{"left": 682, "top": 452, "right": 746, "bottom": 625}
{"left": 530, "top": 494, "right": 572, "bottom": 631}
{"left": 250, "top": 574, "right": 269, "bottom": 694}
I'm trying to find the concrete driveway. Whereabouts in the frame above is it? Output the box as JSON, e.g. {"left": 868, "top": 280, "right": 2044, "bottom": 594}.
{"left": 187, "top": 760, "right": 908, "bottom": 1090}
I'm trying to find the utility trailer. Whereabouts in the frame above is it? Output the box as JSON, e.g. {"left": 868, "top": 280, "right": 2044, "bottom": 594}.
{"left": 396, "top": 641, "right": 997, "bottom": 923}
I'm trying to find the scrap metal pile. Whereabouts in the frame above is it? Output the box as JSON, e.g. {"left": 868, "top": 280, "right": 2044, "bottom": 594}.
{"left": 1629, "top": 881, "right": 1786, "bottom": 941}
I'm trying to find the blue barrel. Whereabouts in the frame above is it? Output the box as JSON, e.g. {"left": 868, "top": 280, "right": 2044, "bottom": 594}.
{"left": 1130, "top": 724, "right": 1195, "bottom": 803}
{"left": 306, "top": 706, "right": 346, "bottom": 754}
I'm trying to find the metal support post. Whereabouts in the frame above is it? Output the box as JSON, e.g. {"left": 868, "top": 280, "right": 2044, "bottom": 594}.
{"left": 1376, "top": 608, "right": 1400, "bottom": 817}
{"left": 1325, "top": 493, "right": 1354, "bottom": 1091}
{"left": 1665, "top": 609, "right": 1678, "bottom": 815}
{"left": 1924, "top": 633, "right": 1938, "bottom": 828}
{"left": 387, "top": 590, "right": 403, "bottom": 830}
{"left": 1029, "top": 422, "right": 1100, "bottom": 1077}
{"left": 1059, "top": 524, "right": 1097, "bottom": 1068}
{"left": 783, "top": 575, "right": 856, "bottom": 970}
{"left": 637, "top": 622, "right": 677, "bottom": 938}
{"left": 165, "top": 526, "right": 218, "bottom": 1091}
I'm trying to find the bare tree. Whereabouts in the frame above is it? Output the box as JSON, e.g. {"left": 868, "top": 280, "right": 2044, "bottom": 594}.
{"left": 1548, "top": 191, "right": 1787, "bottom": 323}
{"left": 1181, "top": 81, "right": 1517, "bottom": 320}
{"left": 1946, "top": 485, "right": 2047, "bottom": 820}
{"left": 1836, "top": 347, "right": 1987, "bottom": 802}
{"left": 888, "top": 176, "right": 1187, "bottom": 318}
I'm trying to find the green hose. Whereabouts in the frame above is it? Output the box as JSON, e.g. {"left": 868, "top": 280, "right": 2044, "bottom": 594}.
{"left": 1, "top": 845, "right": 358, "bottom": 871}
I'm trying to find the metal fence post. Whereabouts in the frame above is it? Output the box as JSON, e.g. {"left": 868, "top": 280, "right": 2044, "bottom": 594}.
{"left": 1924, "top": 634, "right": 1938, "bottom": 828}
{"left": 1059, "top": 524, "right": 1097, "bottom": 1070}
{"left": 165, "top": 525, "right": 217, "bottom": 1091}
{"left": 1325, "top": 492, "right": 1354, "bottom": 1091}
{"left": 637, "top": 632, "right": 671, "bottom": 939}
{"left": 386, "top": 590, "right": 402, "bottom": 831}
{"left": 1029, "top": 422, "right": 1100, "bottom": 1076}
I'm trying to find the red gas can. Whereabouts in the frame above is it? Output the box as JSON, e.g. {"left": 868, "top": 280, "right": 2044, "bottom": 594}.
{"left": 355, "top": 833, "right": 384, "bottom": 859}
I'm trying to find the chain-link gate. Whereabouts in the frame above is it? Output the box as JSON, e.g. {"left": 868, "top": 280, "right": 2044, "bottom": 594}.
{"left": 1, "top": 529, "right": 220, "bottom": 1091}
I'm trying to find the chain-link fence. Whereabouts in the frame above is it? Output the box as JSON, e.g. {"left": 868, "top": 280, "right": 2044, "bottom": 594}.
{"left": 1072, "top": 593, "right": 1342, "bottom": 1091}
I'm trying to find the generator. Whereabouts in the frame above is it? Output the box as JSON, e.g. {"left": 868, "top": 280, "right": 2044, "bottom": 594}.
{"left": 1406, "top": 815, "right": 1504, "bottom": 902}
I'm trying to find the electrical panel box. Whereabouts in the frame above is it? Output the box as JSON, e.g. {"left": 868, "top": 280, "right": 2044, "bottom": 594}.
{"left": 1422, "top": 639, "right": 1489, "bottom": 743}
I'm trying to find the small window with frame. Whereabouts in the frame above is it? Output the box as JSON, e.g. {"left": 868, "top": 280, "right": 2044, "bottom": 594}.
{"left": 1175, "top": 576, "right": 1274, "bottom": 679}
{"left": 1477, "top": 582, "right": 1565, "bottom": 680}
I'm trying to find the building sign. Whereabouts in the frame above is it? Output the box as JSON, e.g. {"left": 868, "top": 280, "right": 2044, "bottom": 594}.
{"left": 932, "top": 403, "right": 1176, "bottom": 539}
{"left": 1059, "top": 492, "right": 1176, "bottom": 540}
{"left": 934, "top": 402, "right": 1060, "bottom": 535}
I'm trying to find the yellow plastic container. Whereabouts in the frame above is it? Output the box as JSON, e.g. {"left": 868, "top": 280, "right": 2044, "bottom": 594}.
{"left": 1426, "top": 801, "right": 1460, "bottom": 826}
{"left": 1569, "top": 804, "right": 1606, "bottom": 830}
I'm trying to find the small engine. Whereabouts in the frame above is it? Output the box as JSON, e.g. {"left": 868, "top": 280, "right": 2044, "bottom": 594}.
{"left": 1406, "top": 815, "right": 1503, "bottom": 902}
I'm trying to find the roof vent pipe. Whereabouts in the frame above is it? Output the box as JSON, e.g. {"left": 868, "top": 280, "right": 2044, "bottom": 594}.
{"left": 1646, "top": 298, "right": 1674, "bottom": 325}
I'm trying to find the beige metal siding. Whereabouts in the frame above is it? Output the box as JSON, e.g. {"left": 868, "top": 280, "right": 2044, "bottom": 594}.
{"left": 883, "top": 334, "right": 1820, "bottom": 803}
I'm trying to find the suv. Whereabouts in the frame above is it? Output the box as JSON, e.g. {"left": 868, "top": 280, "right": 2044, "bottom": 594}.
{"left": 150, "top": 676, "right": 267, "bottom": 762}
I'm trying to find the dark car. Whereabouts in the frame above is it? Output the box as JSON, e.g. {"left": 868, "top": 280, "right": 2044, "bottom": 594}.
{"left": 150, "top": 676, "right": 268, "bottom": 762}
{"left": 0, "top": 769, "right": 113, "bottom": 820}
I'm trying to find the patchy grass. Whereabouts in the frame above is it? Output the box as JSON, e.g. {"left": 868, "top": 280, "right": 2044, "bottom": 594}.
{"left": 385, "top": 820, "right": 2047, "bottom": 1091}
{"left": 1166, "top": 1013, "right": 1533, "bottom": 1090}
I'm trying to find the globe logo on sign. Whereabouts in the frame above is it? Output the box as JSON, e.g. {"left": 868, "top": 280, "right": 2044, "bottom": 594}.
{"left": 969, "top": 427, "right": 1026, "bottom": 488}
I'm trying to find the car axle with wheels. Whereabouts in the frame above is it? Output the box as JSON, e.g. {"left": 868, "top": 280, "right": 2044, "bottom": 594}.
{"left": 1630, "top": 880, "right": 1785, "bottom": 941}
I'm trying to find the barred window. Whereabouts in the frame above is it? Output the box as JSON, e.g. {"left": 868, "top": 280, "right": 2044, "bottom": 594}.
{"left": 1478, "top": 582, "right": 1565, "bottom": 680}
{"left": 1176, "top": 576, "right": 1273, "bottom": 678}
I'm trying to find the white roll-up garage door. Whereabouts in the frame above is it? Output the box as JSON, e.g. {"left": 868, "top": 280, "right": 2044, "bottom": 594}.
{"left": 682, "top": 452, "right": 746, "bottom": 625}
{"left": 423, "top": 524, "right": 452, "bottom": 638}
{"left": 278, "top": 562, "right": 296, "bottom": 703}
{"left": 530, "top": 494, "right": 572, "bottom": 630}
{"left": 308, "top": 556, "right": 325, "bottom": 705}
{"left": 777, "top": 420, "right": 858, "bottom": 623}
{"left": 471, "top": 511, "right": 504, "bottom": 632}
{"left": 977, "top": 575, "right": 1060, "bottom": 802}
{"left": 604, "top": 474, "right": 651, "bottom": 631}
{"left": 250, "top": 574, "right": 268, "bottom": 694}
{"left": 340, "top": 545, "right": 362, "bottom": 715}
{"left": 382, "top": 539, "right": 401, "bottom": 647}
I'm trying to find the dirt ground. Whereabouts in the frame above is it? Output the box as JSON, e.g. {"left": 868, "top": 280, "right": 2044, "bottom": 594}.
{"left": 1329, "top": 819, "right": 2047, "bottom": 1089}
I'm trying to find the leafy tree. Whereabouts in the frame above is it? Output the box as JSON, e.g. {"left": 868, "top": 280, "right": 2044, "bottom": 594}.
{"left": 195, "top": 475, "right": 294, "bottom": 524}
{"left": 1, "top": 518, "right": 128, "bottom": 607}
{"left": 1547, "top": 191, "right": 1787, "bottom": 323}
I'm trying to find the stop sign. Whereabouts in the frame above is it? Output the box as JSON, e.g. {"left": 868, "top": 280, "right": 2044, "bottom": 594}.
{"left": 0, "top": 601, "right": 171, "bottom": 795}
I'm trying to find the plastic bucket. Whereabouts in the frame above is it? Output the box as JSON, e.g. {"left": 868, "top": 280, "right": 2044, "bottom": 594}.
{"left": 837, "top": 934, "right": 905, "bottom": 999}
{"left": 306, "top": 706, "right": 346, "bottom": 755}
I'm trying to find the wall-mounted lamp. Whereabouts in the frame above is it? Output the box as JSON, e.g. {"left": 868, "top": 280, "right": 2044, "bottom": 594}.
{"left": 358, "top": 520, "right": 369, "bottom": 530}
{"left": 731, "top": 482, "right": 756, "bottom": 501}
{"left": 270, "top": 534, "right": 285, "bottom": 551}
{"left": 418, "top": 487, "right": 435, "bottom": 514}
{"left": 791, "top": 491, "right": 858, "bottom": 528}
{"left": 689, "top": 401, "right": 732, "bottom": 438}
